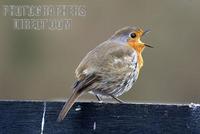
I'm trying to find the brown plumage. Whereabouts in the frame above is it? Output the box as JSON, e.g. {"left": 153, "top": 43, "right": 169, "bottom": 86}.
{"left": 57, "top": 26, "right": 152, "bottom": 121}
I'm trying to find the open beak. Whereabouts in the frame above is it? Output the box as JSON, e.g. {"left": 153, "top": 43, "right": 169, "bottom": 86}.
{"left": 142, "top": 29, "right": 153, "bottom": 48}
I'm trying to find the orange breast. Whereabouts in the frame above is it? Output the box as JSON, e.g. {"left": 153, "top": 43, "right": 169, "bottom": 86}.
{"left": 137, "top": 53, "right": 144, "bottom": 69}
{"left": 127, "top": 41, "right": 145, "bottom": 69}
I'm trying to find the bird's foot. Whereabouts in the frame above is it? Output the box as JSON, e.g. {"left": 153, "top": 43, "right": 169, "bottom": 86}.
{"left": 110, "top": 95, "right": 126, "bottom": 104}
{"left": 95, "top": 95, "right": 103, "bottom": 103}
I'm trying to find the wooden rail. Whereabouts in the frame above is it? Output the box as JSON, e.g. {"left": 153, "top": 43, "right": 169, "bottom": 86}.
{"left": 0, "top": 101, "right": 200, "bottom": 134}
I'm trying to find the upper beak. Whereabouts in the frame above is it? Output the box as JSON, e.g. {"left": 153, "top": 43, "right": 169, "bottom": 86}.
{"left": 142, "top": 29, "right": 151, "bottom": 36}
{"left": 142, "top": 29, "right": 153, "bottom": 48}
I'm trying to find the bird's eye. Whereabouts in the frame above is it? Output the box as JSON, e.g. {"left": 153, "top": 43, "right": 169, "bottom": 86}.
{"left": 130, "top": 32, "right": 136, "bottom": 38}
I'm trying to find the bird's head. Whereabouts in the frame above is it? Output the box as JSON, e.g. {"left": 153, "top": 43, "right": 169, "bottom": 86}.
{"left": 110, "top": 26, "right": 153, "bottom": 53}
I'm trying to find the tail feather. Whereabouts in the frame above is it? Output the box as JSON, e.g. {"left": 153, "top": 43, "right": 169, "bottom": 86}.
{"left": 57, "top": 90, "right": 82, "bottom": 122}
{"left": 57, "top": 73, "right": 99, "bottom": 122}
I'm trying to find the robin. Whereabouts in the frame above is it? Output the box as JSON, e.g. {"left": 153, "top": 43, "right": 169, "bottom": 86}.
{"left": 57, "top": 26, "right": 152, "bottom": 121}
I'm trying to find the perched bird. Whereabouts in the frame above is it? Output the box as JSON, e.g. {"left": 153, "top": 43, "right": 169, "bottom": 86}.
{"left": 57, "top": 26, "right": 152, "bottom": 121}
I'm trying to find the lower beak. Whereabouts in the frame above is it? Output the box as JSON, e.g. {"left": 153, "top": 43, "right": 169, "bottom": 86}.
{"left": 144, "top": 44, "right": 153, "bottom": 48}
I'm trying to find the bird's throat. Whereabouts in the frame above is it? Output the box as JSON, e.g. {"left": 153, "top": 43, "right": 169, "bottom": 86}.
{"left": 128, "top": 42, "right": 145, "bottom": 69}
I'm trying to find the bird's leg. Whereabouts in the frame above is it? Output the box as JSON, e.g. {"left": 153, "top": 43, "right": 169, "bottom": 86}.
{"left": 110, "top": 95, "right": 126, "bottom": 104}
{"left": 95, "top": 95, "right": 103, "bottom": 102}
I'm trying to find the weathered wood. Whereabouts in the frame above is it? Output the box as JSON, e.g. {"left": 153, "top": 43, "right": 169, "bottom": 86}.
{"left": 0, "top": 101, "right": 200, "bottom": 134}
{"left": 0, "top": 101, "right": 43, "bottom": 134}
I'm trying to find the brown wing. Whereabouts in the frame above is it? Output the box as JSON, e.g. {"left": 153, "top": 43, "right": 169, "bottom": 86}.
{"left": 75, "top": 41, "right": 136, "bottom": 79}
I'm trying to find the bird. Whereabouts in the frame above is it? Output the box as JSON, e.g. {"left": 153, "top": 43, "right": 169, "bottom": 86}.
{"left": 57, "top": 26, "right": 152, "bottom": 122}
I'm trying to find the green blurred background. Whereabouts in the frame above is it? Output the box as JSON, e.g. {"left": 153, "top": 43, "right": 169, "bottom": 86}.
{"left": 0, "top": 0, "right": 200, "bottom": 103}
